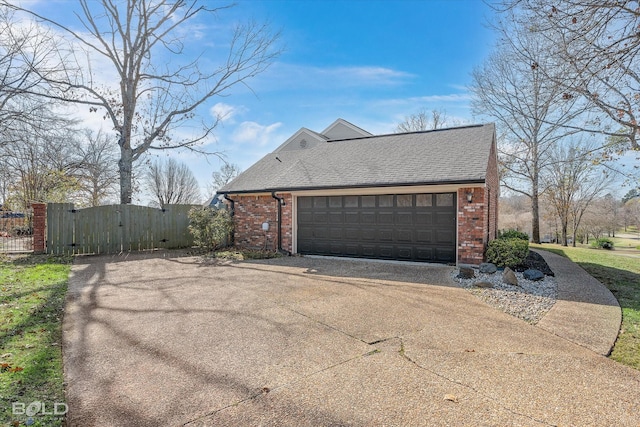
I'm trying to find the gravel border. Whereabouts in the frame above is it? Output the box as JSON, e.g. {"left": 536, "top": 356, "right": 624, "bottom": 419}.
{"left": 452, "top": 269, "right": 558, "bottom": 324}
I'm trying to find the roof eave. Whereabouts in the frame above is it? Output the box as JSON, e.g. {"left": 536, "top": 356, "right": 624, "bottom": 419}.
{"left": 217, "top": 179, "right": 487, "bottom": 195}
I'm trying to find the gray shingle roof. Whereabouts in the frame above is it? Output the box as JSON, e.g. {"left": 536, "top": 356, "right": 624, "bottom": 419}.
{"left": 219, "top": 123, "right": 495, "bottom": 194}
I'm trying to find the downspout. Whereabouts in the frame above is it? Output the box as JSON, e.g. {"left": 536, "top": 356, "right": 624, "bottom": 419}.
{"left": 271, "top": 192, "right": 287, "bottom": 254}
{"left": 223, "top": 194, "right": 236, "bottom": 246}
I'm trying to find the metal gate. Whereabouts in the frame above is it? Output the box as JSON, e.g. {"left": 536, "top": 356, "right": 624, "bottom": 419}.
{"left": 0, "top": 207, "right": 34, "bottom": 253}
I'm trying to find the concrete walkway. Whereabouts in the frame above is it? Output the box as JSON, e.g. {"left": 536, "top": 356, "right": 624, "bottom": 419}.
{"left": 534, "top": 249, "right": 622, "bottom": 355}
{"left": 61, "top": 251, "right": 640, "bottom": 426}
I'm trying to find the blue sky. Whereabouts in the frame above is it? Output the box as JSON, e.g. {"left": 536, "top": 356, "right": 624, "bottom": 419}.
{"left": 23, "top": 0, "right": 498, "bottom": 201}
{"left": 196, "top": 0, "right": 497, "bottom": 196}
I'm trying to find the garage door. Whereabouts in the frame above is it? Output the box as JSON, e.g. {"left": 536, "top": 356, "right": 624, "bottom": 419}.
{"left": 297, "top": 193, "right": 456, "bottom": 263}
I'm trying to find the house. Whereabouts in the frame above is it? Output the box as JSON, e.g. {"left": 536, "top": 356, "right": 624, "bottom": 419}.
{"left": 218, "top": 119, "right": 499, "bottom": 265}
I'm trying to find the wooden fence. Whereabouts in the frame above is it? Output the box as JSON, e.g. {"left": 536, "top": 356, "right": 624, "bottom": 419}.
{"left": 47, "top": 203, "right": 197, "bottom": 255}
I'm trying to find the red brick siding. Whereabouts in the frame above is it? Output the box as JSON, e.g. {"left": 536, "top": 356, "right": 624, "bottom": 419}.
{"left": 457, "top": 138, "right": 500, "bottom": 265}
{"left": 280, "top": 194, "right": 293, "bottom": 252}
{"left": 31, "top": 203, "right": 46, "bottom": 254}
{"left": 231, "top": 194, "right": 292, "bottom": 253}
{"left": 457, "top": 188, "right": 486, "bottom": 264}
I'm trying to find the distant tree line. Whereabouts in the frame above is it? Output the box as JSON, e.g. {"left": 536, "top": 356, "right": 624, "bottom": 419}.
{"left": 468, "top": 0, "right": 639, "bottom": 245}
{"left": 501, "top": 190, "right": 640, "bottom": 246}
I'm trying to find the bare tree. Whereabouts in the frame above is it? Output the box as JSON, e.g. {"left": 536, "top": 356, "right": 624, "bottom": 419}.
{"left": 1, "top": 122, "right": 83, "bottom": 209}
{"left": 543, "top": 141, "right": 611, "bottom": 246}
{"left": 395, "top": 109, "right": 456, "bottom": 132}
{"left": 145, "top": 158, "right": 201, "bottom": 208}
{"left": 0, "top": 155, "right": 9, "bottom": 205}
{"left": 579, "top": 208, "right": 606, "bottom": 243}
{"left": 622, "top": 197, "right": 640, "bottom": 233}
{"left": 498, "top": 193, "right": 532, "bottom": 234}
{"left": 208, "top": 163, "right": 241, "bottom": 196}
{"left": 600, "top": 193, "right": 620, "bottom": 237}
{"left": 470, "top": 12, "right": 585, "bottom": 243}
{"left": 75, "top": 130, "right": 119, "bottom": 206}
{"left": 0, "top": 7, "right": 61, "bottom": 145}
{"left": 497, "top": 0, "right": 640, "bottom": 152}
{"left": 4, "top": 0, "right": 281, "bottom": 204}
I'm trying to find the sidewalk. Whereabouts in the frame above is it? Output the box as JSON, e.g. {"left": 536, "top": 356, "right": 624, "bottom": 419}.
{"left": 534, "top": 249, "right": 622, "bottom": 355}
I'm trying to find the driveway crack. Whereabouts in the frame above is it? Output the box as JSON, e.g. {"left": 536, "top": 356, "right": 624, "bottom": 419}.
{"left": 397, "top": 338, "right": 557, "bottom": 427}
{"left": 182, "top": 348, "right": 378, "bottom": 426}
{"left": 281, "top": 305, "right": 372, "bottom": 345}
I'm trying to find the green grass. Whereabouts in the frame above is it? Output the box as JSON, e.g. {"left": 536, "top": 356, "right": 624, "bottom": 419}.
{"left": 609, "top": 235, "right": 640, "bottom": 249}
{"left": 532, "top": 243, "right": 640, "bottom": 370}
{"left": 0, "top": 254, "right": 72, "bottom": 427}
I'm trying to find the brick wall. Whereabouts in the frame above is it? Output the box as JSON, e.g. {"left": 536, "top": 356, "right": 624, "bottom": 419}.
{"left": 230, "top": 194, "right": 293, "bottom": 253}
{"left": 457, "top": 188, "right": 486, "bottom": 264}
{"left": 280, "top": 194, "right": 293, "bottom": 252}
{"left": 31, "top": 203, "right": 46, "bottom": 254}
{"left": 457, "top": 138, "right": 500, "bottom": 265}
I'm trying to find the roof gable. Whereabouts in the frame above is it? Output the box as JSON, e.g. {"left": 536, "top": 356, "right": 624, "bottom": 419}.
{"left": 322, "top": 118, "right": 372, "bottom": 140}
{"left": 273, "top": 128, "right": 327, "bottom": 152}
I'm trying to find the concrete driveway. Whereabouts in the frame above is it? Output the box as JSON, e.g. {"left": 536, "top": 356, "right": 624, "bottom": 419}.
{"left": 63, "top": 252, "right": 640, "bottom": 426}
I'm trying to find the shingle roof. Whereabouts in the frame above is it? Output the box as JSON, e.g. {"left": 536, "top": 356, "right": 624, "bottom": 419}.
{"left": 219, "top": 123, "right": 496, "bottom": 194}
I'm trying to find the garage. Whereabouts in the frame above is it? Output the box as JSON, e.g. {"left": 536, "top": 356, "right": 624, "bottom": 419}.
{"left": 219, "top": 120, "right": 499, "bottom": 265}
{"left": 297, "top": 193, "right": 457, "bottom": 263}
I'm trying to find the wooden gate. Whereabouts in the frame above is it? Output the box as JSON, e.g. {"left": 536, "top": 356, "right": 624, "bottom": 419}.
{"left": 46, "top": 203, "right": 196, "bottom": 255}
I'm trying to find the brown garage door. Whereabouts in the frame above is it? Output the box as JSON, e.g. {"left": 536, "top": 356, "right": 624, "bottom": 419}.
{"left": 297, "top": 193, "right": 456, "bottom": 263}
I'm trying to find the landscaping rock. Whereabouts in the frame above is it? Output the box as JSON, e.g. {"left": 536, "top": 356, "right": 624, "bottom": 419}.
{"left": 514, "top": 251, "right": 555, "bottom": 276}
{"left": 502, "top": 267, "right": 518, "bottom": 286}
{"left": 523, "top": 269, "right": 545, "bottom": 281}
{"left": 457, "top": 267, "right": 475, "bottom": 279}
{"left": 473, "top": 281, "right": 494, "bottom": 288}
{"left": 479, "top": 263, "right": 497, "bottom": 274}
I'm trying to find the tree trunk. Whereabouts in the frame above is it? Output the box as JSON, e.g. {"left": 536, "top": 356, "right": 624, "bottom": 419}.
{"left": 531, "top": 192, "right": 541, "bottom": 243}
{"left": 118, "top": 147, "right": 133, "bottom": 204}
{"left": 561, "top": 222, "right": 568, "bottom": 246}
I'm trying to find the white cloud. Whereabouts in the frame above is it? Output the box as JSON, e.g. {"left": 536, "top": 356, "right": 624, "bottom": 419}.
{"left": 253, "top": 63, "right": 415, "bottom": 91}
{"left": 412, "top": 93, "right": 473, "bottom": 103}
{"left": 372, "top": 93, "right": 473, "bottom": 114}
{"left": 210, "top": 102, "right": 245, "bottom": 124}
{"left": 232, "top": 121, "right": 283, "bottom": 146}
{"left": 324, "top": 65, "right": 414, "bottom": 86}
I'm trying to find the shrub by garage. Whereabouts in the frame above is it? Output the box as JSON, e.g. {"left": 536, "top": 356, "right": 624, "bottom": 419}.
{"left": 485, "top": 237, "right": 529, "bottom": 269}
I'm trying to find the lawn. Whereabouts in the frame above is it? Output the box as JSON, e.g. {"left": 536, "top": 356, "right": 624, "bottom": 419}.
{"left": 532, "top": 243, "right": 640, "bottom": 370}
{"left": 0, "top": 254, "right": 71, "bottom": 427}
{"left": 609, "top": 234, "right": 640, "bottom": 250}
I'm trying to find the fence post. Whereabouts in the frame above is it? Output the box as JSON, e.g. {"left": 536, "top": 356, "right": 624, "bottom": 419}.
{"left": 31, "top": 203, "right": 47, "bottom": 254}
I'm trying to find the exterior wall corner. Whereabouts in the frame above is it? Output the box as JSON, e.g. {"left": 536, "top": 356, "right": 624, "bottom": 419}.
{"left": 231, "top": 193, "right": 293, "bottom": 253}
